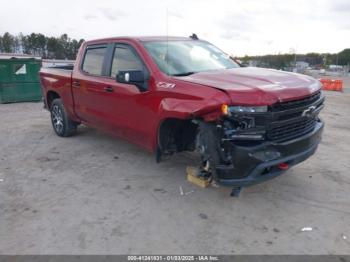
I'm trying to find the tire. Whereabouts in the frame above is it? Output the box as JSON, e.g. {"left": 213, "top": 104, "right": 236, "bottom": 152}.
{"left": 50, "top": 98, "right": 77, "bottom": 137}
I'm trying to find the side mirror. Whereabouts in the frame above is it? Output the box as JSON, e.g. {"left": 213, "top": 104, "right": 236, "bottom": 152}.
{"left": 116, "top": 70, "right": 147, "bottom": 91}
{"left": 116, "top": 70, "right": 146, "bottom": 85}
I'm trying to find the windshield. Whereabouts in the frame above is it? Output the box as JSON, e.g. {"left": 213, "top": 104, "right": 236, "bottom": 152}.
{"left": 143, "top": 40, "right": 239, "bottom": 76}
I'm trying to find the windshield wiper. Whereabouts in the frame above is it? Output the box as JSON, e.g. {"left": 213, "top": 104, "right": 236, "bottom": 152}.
{"left": 171, "top": 71, "right": 196, "bottom": 77}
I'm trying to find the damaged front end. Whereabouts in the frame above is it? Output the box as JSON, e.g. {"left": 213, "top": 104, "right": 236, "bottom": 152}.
{"left": 195, "top": 91, "right": 325, "bottom": 195}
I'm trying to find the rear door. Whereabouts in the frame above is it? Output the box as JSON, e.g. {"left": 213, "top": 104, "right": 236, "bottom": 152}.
{"left": 71, "top": 44, "right": 110, "bottom": 128}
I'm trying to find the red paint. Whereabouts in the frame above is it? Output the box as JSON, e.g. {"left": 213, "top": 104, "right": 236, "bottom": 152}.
{"left": 40, "top": 36, "right": 322, "bottom": 152}
{"left": 278, "top": 162, "right": 289, "bottom": 170}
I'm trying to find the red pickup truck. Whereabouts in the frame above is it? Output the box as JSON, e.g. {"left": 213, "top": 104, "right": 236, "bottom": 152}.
{"left": 40, "top": 36, "right": 324, "bottom": 196}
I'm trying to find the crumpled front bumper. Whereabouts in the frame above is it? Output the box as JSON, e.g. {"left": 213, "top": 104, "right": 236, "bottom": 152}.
{"left": 216, "top": 119, "right": 324, "bottom": 187}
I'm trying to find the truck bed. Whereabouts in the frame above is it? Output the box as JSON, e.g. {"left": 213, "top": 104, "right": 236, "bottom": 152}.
{"left": 40, "top": 67, "right": 73, "bottom": 78}
{"left": 39, "top": 67, "right": 75, "bottom": 118}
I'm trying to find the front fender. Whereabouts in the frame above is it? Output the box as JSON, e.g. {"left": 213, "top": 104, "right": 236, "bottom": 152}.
{"left": 157, "top": 96, "right": 228, "bottom": 121}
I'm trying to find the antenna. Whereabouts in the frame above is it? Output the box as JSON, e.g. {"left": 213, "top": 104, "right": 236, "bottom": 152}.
{"left": 190, "top": 33, "right": 198, "bottom": 40}
{"left": 166, "top": 7, "right": 169, "bottom": 75}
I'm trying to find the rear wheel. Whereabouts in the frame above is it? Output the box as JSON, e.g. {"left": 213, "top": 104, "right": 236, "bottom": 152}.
{"left": 50, "top": 98, "right": 77, "bottom": 137}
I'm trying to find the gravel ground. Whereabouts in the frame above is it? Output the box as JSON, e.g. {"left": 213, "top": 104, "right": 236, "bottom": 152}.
{"left": 0, "top": 84, "right": 350, "bottom": 254}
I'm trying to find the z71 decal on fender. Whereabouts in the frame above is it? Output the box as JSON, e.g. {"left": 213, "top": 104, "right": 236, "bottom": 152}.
{"left": 156, "top": 82, "right": 176, "bottom": 89}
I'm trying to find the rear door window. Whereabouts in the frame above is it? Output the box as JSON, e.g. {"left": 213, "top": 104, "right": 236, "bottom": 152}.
{"left": 82, "top": 46, "right": 107, "bottom": 75}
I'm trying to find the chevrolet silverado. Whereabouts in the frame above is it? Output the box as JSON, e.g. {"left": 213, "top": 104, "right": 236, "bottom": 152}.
{"left": 39, "top": 35, "right": 324, "bottom": 196}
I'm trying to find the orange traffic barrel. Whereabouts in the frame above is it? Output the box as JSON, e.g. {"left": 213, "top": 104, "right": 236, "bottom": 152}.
{"left": 319, "top": 79, "right": 343, "bottom": 92}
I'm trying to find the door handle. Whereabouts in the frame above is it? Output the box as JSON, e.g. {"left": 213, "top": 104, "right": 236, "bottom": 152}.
{"left": 72, "top": 80, "right": 80, "bottom": 88}
{"left": 104, "top": 86, "right": 114, "bottom": 93}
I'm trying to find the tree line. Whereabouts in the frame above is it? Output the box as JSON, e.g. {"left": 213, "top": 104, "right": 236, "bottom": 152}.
{"left": 0, "top": 32, "right": 84, "bottom": 60}
{"left": 238, "top": 49, "right": 350, "bottom": 69}
{"left": 1, "top": 31, "right": 349, "bottom": 67}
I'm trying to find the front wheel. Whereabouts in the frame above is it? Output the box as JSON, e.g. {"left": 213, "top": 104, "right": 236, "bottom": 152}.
{"left": 50, "top": 98, "right": 77, "bottom": 137}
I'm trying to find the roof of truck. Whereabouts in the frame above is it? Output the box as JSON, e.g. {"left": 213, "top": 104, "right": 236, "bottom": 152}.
{"left": 85, "top": 36, "right": 194, "bottom": 44}
{"left": 136, "top": 36, "right": 192, "bottom": 42}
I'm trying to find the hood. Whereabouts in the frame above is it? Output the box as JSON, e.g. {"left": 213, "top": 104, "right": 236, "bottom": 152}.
{"left": 176, "top": 67, "right": 321, "bottom": 105}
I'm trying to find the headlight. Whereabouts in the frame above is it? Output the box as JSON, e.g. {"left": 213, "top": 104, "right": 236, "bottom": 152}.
{"left": 229, "top": 106, "right": 268, "bottom": 113}
{"left": 221, "top": 105, "right": 267, "bottom": 141}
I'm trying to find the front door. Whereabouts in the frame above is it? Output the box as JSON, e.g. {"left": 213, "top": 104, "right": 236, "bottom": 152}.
{"left": 96, "top": 43, "right": 156, "bottom": 149}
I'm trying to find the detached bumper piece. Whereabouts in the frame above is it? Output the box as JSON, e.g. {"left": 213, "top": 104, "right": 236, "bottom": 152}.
{"left": 218, "top": 92, "right": 325, "bottom": 196}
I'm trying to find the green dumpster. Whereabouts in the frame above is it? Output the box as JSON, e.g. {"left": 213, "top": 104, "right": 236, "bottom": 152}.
{"left": 0, "top": 55, "right": 42, "bottom": 103}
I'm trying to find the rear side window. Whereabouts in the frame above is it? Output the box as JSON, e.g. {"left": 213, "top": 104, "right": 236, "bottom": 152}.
{"left": 82, "top": 46, "right": 107, "bottom": 75}
{"left": 110, "top": 46, "right": 143, "bottom": 77}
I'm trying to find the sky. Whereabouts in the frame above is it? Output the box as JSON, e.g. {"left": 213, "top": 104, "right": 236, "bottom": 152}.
{"left": 0, "top": 0, "right": 349, "bottom": 56}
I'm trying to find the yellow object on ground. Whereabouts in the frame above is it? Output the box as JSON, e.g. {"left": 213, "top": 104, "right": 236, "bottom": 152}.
{"left": 186, "top": 166, "right": 210, "bottom": 188}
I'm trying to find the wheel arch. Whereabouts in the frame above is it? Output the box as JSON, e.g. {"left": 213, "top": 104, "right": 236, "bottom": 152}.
{"left": 157, "top": 117, "right": 199, "bottom": 154}
{"left": 46, "top": 90, "right": 61, "bottom": 109}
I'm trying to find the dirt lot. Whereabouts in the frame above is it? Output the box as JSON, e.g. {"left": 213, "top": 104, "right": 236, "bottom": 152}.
{"left": 1, "top": 82, "right": 350, "bottom": 254}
